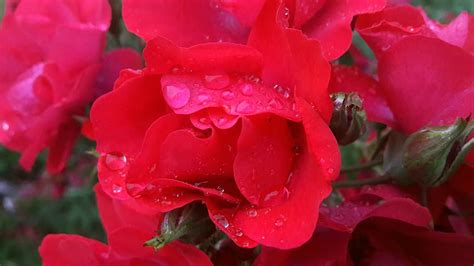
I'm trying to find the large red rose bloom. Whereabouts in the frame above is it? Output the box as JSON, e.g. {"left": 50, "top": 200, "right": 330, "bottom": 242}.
{"left": 91, "top": 0, "right": 340, "bottom": 249}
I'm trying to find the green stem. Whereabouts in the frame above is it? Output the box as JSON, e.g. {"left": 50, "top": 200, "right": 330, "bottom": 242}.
{"left": 333, "top": 175, "right": 391, "bottom": 188}
{"left": 341, "top": 158, "right": 383, "bottom": 173}
{"left": 370, "top": 129, "right": 391, "bottom": 160}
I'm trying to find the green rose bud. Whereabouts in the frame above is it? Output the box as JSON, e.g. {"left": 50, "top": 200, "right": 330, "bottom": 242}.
{"left": 384, "top": 117, "right": 474, "bottom": 187}
{"left": 144, "top": 203, "right": 215, "bottom": 250}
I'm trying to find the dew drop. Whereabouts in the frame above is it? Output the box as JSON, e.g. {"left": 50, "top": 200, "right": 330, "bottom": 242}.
{"left": 148, "top": 164, "right": 157, "bottom": 174}
{"left": 197, "top": 94, "right": 210, "bottom": 104}
{"left": 240, "top": 83, "right": 254, "bottom": 96}
{"left": 221, "top": 90, "right": 235, "bottom": 100}
{"left": 327, "top": 168, "right": 335, "bottom": 175}
{"left": 236, "top": 100, "right": 255, "bottom": 114}
{"left": 204, "top": 74, "right": 230, "bottom": 90}
{"left": 247, "top": 75, "right": 262, "bottom": 84}
{"left": 199, "top": 117, "right": 211, "bottom": 124}
{"left": 268, "top": 98, "right": 283, "bottom": 110}
{"left": 273, "top": 84, "right": 290, "bottom": 98}
{"left": 216, "top": 185, "right": 225, "bottom": 195}
{"left": 263, "top": 190, "right": 279, "bottom": 202}
{"left": 112, "top": 184, "right": 123, "bottom": 194}
{"left": 247, "top": 209, "right": 258, "bottom": 218}
{"left": 1, "top": 121, "right": 10, "bottom": 131}
{"left": 214, "top": 214, "right": 230, "bottom": 228}
{"left": 407, "top": 26, "right": 415, "bottom": 32}
{"left": 104, "top": 153, "right": 127, "bottom": 171}
{"left": 164, "top": 84, "right": 190, "bottom": 109}
{"left": 235, "top": 229, "right": 243, "bottom": 237}
{"left": 283, "top": 7, "right": 289, "bottom": 18}
{"left": 274, "top": 216, "right": 285, "bottom": 227}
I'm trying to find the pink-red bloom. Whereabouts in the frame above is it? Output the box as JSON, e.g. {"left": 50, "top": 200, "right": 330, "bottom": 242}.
{"left": 0, "top": 0, "right": 141, "bottom": 173}
{"left": 40, "top": 185, "right": 212, "bottom": 266}
{"left": 254, "top": 185, "right": 474, "bottom": 265}
{"left": 326, "top": 5, "right": 474, "bottom": 134}
{"left": 91, "top": 0, "right": 340, "bottom": 249}
{"left": 122, "top": 0, "right": 386, "bottom": 60}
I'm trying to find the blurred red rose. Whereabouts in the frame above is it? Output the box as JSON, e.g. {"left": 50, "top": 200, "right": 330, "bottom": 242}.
{"left": 122, "top": 0, "right": 386, "bottom": 60}
{"left": 39, "top": 185, "right": 212, "bottom": 266}
{"left": 0, "top": 0, "right": 142, "bottom": 174}
{"left": 91, "top": 0, "right": 340, "bottom": 249}
{"left": 254, "top": 185, "right": 474, "bottom": 265}
{"left": 333, "top": 7, "right": 474, "bottom": 163}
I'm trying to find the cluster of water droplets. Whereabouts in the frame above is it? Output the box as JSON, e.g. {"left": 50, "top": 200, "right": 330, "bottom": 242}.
{"left": 103, "top": 152, "right": 129, "bottom": 196}
{"left": 160, "top": 72, "right": 301, "bottom": 130}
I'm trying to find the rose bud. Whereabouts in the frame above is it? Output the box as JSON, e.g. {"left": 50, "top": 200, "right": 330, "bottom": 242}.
{"left": 145, "top": 203, "right": 215, "bottom": 250}
{"left": 329, "top": 93, "right": 367, "bottom": 145}
{"left": 384, "top": 117, "right": 474, "bottom": 186}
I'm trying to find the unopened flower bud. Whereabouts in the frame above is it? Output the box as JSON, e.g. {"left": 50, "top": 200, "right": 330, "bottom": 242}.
{"left": 329, "top": 93, "right": 367, "bottom": 145}
{"left": 144, "top": 203, "right": 215, "bottom": 250}
{"left": 384, "top": 117, "right": 474, "bottom": 187}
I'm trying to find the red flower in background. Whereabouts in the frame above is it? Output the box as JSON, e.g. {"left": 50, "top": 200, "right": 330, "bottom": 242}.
{"left": 330, "top": 5, "right": 474, "bottom": 133}
{"left": 330, "top": 5, "right": 474, "bottom": 232}
{"left": 0, "top": 0, "right": 142, "bottom": 174}
{"left": 254, "top": 185, "right": 474, "bottom": 265}
{"left": 122, "top": 0, "right": 386, "bottom": 60}
{"left": 40, "top": 185, "right": 211, "bottom": 266}
{"left": 91, "top": 0, "right": 340, "bottom": 249}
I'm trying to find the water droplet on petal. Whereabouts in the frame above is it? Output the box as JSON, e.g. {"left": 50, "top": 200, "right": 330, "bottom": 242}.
{"left": 240, "top": 83, "right": 254, "bottom": 96}
{"left": 214, "top": 214, "right": 230, "bottom": 228}
{"left": 199, "top": 117, "right": 211, "bottom": 124}
{"left": 247, "top": 209, "right": 258, "bottom": 218}
{"left": 274, "top": 216, "right": 285, "bottom": 227}
{"left": 260, "top": 187, "right": 290, "bottom": 206}
{"left": 104, "top": 153, "right": 127, "bottom": 171}
{"left": 164, "top": 84, "right": 190, "bottom": 109}
{"left": 216, "top": 185, "right": 225, "bottom": 195}
{"left": 148, "top": 164, "right": 157, "bottom": 174}
{"left": 1, "top": 121, "right": 10, "bottom": 131}
{"left": 221, "top": 90, "right": 235, "bottom": 100}
{"left": 112, "top": 184, "right": 123, "bottom": 194}
{"left": 268, "top": 98, "right": 283, "bottom": 109}
{"left": 236, "top": 100, "right": 255, "bottom": 114}
{"left": 197, "top": 94, "right": 210, "bottom": 104}
{"left": 235, "top": 229, "right": 243, "bottom": 237}
{"left": 247, "top": 75, "right": 262, "bottom": 84}
{"left": 327, "top": 168, "right": 335, "bottom": 175}
{"left": 204, "top": 74, "right": 230, "bottom": 90}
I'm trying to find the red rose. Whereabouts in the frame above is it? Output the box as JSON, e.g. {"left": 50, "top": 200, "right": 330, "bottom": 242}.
{"left": 0, "top": 0, "right": 142, "bottom": 173}
{"left": 39, "top": 185, "right": 212, "bottom": 266}
{"left": 333, "top": 46, "right": 473, "bottom": 134}
{"left": 356, "top": 5, "right": 474, "bottom": 58}
{"left": 122, "top": 0, "right": 386, "bottom": 60}
{"left": 333, "top": 6, "right": 474, "bottom": 138}
{"left": 91, "top": 0, "right": 340, "bottom": 249}
{"left": 254, "top": 185, "right": 474, "bottom": 265}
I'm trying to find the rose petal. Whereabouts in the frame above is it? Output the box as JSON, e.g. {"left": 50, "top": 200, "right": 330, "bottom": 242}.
{"left": 234, "top": 115, "right": 294, "bottom": 206}
{"left": 378, "top": 36, "right": 474, "bottom": 133}
{"left": 39, "top": 234, "right": 108, "bottom": 266}
{"left": 122, "top": 0, "right": 248, "bottom": 45}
